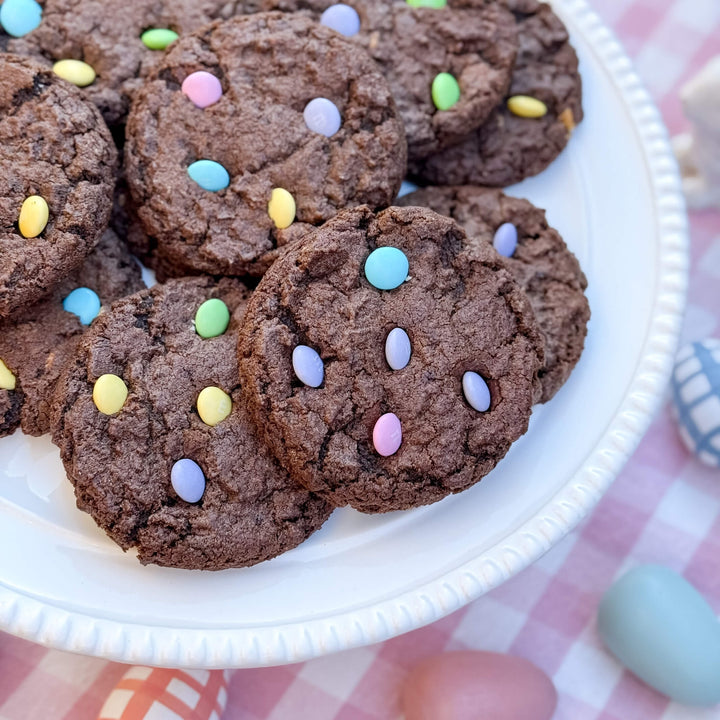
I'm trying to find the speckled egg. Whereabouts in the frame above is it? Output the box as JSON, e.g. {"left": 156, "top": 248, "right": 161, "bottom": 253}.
{"left": 598, "top": 564, "right": 720, "bottom": 706}
{"left": 671, "top": 338, "right": 720, "bottom": 466}
{"left": 401, "top": 651, "right": 557, "bottom": 720}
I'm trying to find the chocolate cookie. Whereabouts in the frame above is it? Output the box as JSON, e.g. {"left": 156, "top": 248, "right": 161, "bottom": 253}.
{"left": 409, "top": 0, "right": 583, "bottom": 187}
{"left": 260, "top": 0, "right": 518, "bottom": 160}
{"left": 0, "top": 54, "right": 117, "bottom": 319}
{"left": 124, "top": 12, "right": 407, "bottom": 278}
{"left": 51, "top": 277, "right": 332, "bottom": 570}
{"left": 238, "top": 205, "right": 544, "bottom": 513}
{"left": 1, "top": 0, "right": 259, "bottom": 126}
{"left": 0, "top": 229, "right": 145, "bottom": 438}
{"left": 398, "top": 186, "right": 590, "bottom": 402}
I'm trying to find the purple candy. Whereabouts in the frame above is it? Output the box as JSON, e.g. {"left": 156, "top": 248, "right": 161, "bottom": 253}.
{"left": 320, "top": 4, "right": 361, "bottom": 36}
{"left": 462, "top": 371, "right": 491, "bottom": 412}
{"left": 292, "top": 345, "right": 324, "bottom": 387}
{"left": 303, "top": 98, "right": 342, "bottom": 137}
{"left": 493, "top": 222, "right": 518, "bottom": 257}
{"left": 171, "top": 459, "right": 206, "bottom": 503}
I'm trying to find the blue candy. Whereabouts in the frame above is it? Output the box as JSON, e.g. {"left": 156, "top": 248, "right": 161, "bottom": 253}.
{"left": 320, "top": 4, "right": 361, "bottom": 36}
{"left": 187, "top": 160, "right": 230, "bottom": 192}
{"left": 62, "top": 287, "right": 101, "bottom": 325}
{"left": 171, "top": 459, "right": 206, "bottom": 503}
{"left": 493, "top": 222, "right": 518, "bottom": 257}
{"left": 671, "top": 338, "right": 720, "bottom": 466}
{"left": 0, "top": 0, "right": 42, "bottom": 38}
{"left": 598, "top": 565, "right": 720, "bottom": 706}
{"left": 364, "top": 247, "right": 409, "bottom": 290}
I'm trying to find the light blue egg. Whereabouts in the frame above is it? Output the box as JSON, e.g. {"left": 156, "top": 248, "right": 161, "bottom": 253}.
{"left": 187, "top": 160, "right": 230, "bottom": 192}
{"left": 62, "top": 287, "right": 101, "bottom": 325}
{"left": 320, "top": 4, "right": 360, "bottom": 36}
{"left": 598, "top": 564, "right": 720, "bottom": 706}
{"left": 0, "top": 0, "right": 42, "bottom": 38}
{"left": 364, "top": 247, "right": 409, "bottom": 290}
{"left": 671, "top": 338, "right": 720, "bottom": 467}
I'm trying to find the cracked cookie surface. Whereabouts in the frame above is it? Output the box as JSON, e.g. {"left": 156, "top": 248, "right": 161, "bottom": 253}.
{"left": 238, "top": 205, "right": 544, "bottom": 513}
{"left": 124, "top": 12, "right": 407, "bottom": 278}
{"left": 260, "top": 0, "right": 518, "bottom": 161}
{"left": 409, "top": 0, "right": 583, "bottom": 186}
{"left": 0, "top": 228, "right": 144, "bottom": 439}
{"left": 51, "top": 276, "right": 332, "bottom": 570}
{"left": 399, "top": 186, "right": 590, "bottom": 402}
{"left": 1, "top": 0, "right": 258, "bottom": 125}
{"left": 0, "top": 54, "right": 116, "bottom": 319}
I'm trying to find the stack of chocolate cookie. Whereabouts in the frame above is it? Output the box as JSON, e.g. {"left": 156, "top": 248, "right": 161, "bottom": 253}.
{"left": 0, "top": 0, "right": 589, "bottom": 570}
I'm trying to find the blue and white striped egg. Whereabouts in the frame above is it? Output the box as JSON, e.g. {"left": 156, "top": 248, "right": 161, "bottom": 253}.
{"left": 672, "top": 338, "right": 720, "bottom": 467}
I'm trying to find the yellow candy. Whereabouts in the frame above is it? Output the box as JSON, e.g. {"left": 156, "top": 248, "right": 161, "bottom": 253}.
{"left": 197, "top": 386, "right": 232, "bottom": 426}
{"left": 18, "top": 195, "right": 49, "bottom": 238}
{"left": 559, "top": 107, "right": 576, "bottom": 132}
{"left": 0, "top": 359, "right": 16, "bottom": 390}
{"left": 53, "top": 59, "right": 96, "bottom": 87}
{"left": 268, "top": 188, "right": 296, "bottom": 230}
{"left": 93, "top": 374, "right": 128, "bottom": 415}
{"left": 507, "top": 95, "right": 548, "bottom": 119}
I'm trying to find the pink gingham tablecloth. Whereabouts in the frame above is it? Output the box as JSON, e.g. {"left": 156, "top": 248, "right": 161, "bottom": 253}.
{"left": 1, "top": 1, "right": 720, "bottom": 718}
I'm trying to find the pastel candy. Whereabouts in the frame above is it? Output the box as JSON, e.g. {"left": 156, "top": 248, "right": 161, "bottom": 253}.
{"left": 268, "top": 188, "right": 296, "bottom": 229}
{"left": 0, "top": 0, "right": 41, "bottom": 37}
{"left": 181, "top": 71, "right": 223, "bottom": 108}
{"left": 197, "top": 386, "right": 232, "bottom": 426}
{"left": 93, "top": 374, "right": 128, "bottom": 415}
{"left": 303, "top": 98, "right": 342, "bottom": 137}
{"left": 194, "top": 298, "right": 230, "bottom": 338}
{"left": 462, "top": 371, "right": 491, "bottom": 412}
{"left": 598, "top": 564, "right": 720, "bottom": 706}
{"left": 373, "top": 413, "right": 402, "bottom": 456}
{"left": 402, "top": 651, "right": 557, "bottom": 720}
{"left": 171, "top": 459, "right": 206, "bottom": 503}
{"left": 431, "top": 73, "right": 461, "bottom": 111}
{"left": 406, "top": 0, "right": 447, "bottom": 6}
{"left": 0, "top": 359, "right": 16, "bottom": 390}
{"left": 187, "top": 160, "right": 230, "bottom": 192}
{"left": 507, "top": 95, "right": 547, "bottom": 118}
{"left": 18, "top": 195, "right": 49, "bottom": 238}
{"left": 62, "top": 287, "right": 101, "bottom": 325}
{"left": 364, "top": 247, "right": 409, "bottom": 290}
{"left": 385, "top": 328, "right": 411, "bottom": 370}
{"left": 320, "top": 4, "right": 361, "bottom": 36}
{"left": 53, "top": 59, "right": 96, "bottom": 87}
{"left": 493, "top": 223, "right": 518, "bottom": 257}
{"left": 292, "top": 345, "right": 324, "bottom": 388}
{"left": 671, "top": 338, "right": 720, "bottom": 466}
{"left": 141, "top": 28, "right": 179, "bottom": 50}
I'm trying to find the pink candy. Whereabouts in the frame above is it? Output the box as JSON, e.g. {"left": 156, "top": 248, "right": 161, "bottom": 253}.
{"left": 181, "top": 71, "right": 222, "bottom": 108}
{"left": 373, "top": 413, "right": 402, "bottom": 456}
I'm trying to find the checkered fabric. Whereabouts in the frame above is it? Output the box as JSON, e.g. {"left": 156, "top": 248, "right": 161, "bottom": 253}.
{"left": 0, "top": 1, "right": 719, "bottom": 719}
{"left": 96, "top": 668, "right": 228, "bottom": 720}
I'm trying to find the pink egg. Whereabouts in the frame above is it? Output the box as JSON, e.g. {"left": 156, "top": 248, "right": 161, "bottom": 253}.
{"left": 402, "top": 651, "right": 557, "bottom": 720}
{"left": 373, "top": 412, "right": 402, "bottom": 456}
{"left": 181, "top": 71, "right": 223, "bottom": 108}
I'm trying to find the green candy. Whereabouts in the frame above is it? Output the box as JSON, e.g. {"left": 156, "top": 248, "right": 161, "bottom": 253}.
{"left": 195, "top": 298, "right": 230, "bottom": 339}
{"left": 406, "top": 0, "right": 447, "bottom": 7}
{"left": 141, "top": 28, "right": 179, "bottom": 50}
{"left": 431, "top": 72, "right": 460, "bottom": 111}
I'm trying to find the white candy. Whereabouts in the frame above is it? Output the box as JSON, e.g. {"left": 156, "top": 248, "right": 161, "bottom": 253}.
{"left": 462, "top": 371, "right": 491, "bottom": 412}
